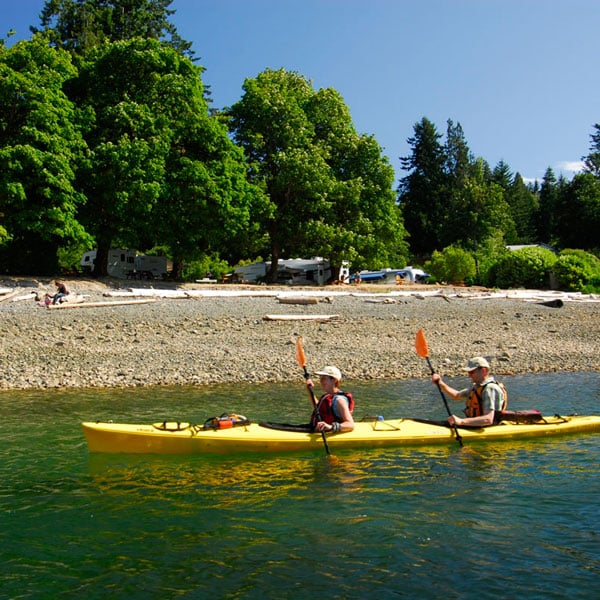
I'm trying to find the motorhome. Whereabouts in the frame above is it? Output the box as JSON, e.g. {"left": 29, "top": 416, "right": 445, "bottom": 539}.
{"left": 80, "top": 249, "right": 171, "bottom": 279}
{"left": 233, "top": 257, "right": 332, "bottom": 285}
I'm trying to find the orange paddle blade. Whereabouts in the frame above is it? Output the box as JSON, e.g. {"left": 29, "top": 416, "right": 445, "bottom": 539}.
{"left": 415, "top": 329, "right": 429, "bottom": 358}
{"left": 296, "top": 336, "right": 307, "bottom": 367}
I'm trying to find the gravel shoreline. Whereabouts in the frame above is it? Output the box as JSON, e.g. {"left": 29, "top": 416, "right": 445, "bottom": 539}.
{"left": 1, "top": 278, "right": 599, "bottom": 390}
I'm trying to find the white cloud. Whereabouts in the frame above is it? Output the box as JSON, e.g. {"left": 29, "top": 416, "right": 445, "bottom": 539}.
{"left": 556, "top": 161, "right": 585, "bottom": 173}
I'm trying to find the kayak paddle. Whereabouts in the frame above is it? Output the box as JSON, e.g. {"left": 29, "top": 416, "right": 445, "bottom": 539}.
{"left": 296, "top": 336, "right": 331, "bottom": 455}
{"left": 415, "top": 329, "right": 464, "bottom": 447}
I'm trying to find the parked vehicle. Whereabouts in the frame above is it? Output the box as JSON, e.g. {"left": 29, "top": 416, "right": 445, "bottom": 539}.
{"left": 233, "top": 257, "right": 332, "bottom": 285}
{"left": 80, "top": 249, "right": 172, "bottom": 279}
{"left": 348, "top": 267, "right": 429, "bottom": 284}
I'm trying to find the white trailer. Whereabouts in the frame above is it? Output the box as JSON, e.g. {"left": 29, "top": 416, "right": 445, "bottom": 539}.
{"left": 233, "top": 257, "right": 332, "bottom": 285}
{"left": 80, "top": 248, "right": 136, "bottom": 278}
{"left": 81, "top": 249, "right": 171, "bottom": 279}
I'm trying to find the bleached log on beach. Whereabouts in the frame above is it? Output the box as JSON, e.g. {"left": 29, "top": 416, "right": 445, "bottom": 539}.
{"left": 0, "top": 290, "right": 21, "bottom": 303}
{"left": 364, "top": 297, "right": 399, "bottom": 304}
{"left": 48, "top": 298, "right": 158, "bottom": 309}
{"left": 103, "top": 288, "right": 189, "bottom": 299}
{"left": 263, "top": 314, "right": 340, "bottom": 321}
{"left": 277, "top": 296, "right": 320, "bottom": 305}
{"left": 13, "top": 292, "right": 38, "bottom": 302}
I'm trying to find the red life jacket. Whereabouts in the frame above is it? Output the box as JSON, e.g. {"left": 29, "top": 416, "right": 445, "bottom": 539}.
{"left": 311, "top": 392, "right": 355, "bottom": 427}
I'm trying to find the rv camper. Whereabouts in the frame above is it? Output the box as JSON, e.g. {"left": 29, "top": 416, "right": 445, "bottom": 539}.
{"left": 276, "top": 258, "right": 331, "bottom": 285}
{"left": 80, "top": 249, "right": 171, "bottom": 279}
{"left": 80, "top": 249, "right": 136, "bottom": 278}
{"left": 233, "top": 257, "right": 332, "bottom": 285}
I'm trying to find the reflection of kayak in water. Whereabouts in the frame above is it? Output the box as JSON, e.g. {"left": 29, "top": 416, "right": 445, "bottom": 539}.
{"left": 82, "top": 414, "right": 600, "bottom": 455}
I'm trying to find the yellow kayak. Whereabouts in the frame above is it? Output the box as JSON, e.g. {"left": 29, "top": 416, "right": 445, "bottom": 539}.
{"left": 82, "top": 414, "right": 600, "bottom": 455}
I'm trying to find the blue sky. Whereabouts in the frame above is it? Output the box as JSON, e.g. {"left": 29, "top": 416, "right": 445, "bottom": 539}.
{"left": 4, "top": 0, "right": 599, "bottom": 183}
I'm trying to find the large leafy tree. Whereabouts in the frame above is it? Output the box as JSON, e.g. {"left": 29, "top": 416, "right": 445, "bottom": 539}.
{"left": 157, "top": 82, "right": 268, "bottom": 276}
{"left": 70, "top": 38, "right": 258, "bottom": 277}
{"left": 35, "top": 0, "right": 192, "bottom": 57}
{"left": 0, "top": 35, "right": 90, "bottom": 274}
{"left": 228, "top": 68, "right": 406, "bottom": 279}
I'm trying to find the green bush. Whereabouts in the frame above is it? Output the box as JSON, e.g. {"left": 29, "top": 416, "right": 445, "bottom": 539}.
{"left": 487, "top": 247, "right": 557, "bottom": 289}
{"left": 425, "top": 245, "right": 476, "bottom": 284}
{"left": 474, "top": 232, "right": 510, "bottom": 287}
{"left": 553, "top": 250, "right": 600, "bottom": 292}
{"left": 182, "top": 255, "right": 231, "bottom": 282}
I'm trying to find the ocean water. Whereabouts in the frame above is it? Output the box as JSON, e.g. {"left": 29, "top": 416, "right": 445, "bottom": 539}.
{"left": 1, "top": 373, "right": 599, "bottom": 599}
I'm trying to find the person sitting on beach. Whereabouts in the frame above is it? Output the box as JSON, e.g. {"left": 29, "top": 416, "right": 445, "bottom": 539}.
{"left": 35, "top": 293, "right": 52, "bottom": 307}
{"left": 52, "top": 281, "right": 69, "bottom": 304}
{"left": 306, "top": 366, "right": 355, "bottom": 433}
{"left": 431, "top": 356, "right": 506, "bottom": 427}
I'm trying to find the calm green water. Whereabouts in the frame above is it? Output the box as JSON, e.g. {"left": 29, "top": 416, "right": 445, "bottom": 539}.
{"left": 1, "top": 373, "right": 599, "bottom": 599}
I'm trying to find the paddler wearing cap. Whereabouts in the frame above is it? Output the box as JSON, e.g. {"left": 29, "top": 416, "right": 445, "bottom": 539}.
{"left": 306, "top": 366, "right": 355, "bottom": 433}
{"left": 431, "top": 356, "right": 507, "bottom": 427}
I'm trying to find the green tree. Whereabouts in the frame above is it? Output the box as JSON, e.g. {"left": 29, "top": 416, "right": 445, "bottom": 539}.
{"left": 506, "top": 173, "right": 539, "bottom": 243}
{"left": 444, "top": 119, "right": 472, "bottom": 184}
{"left": 70, "top": 39, "right": 258, "bottom": 277}
{"left": 159, "top": 112, "right": 268, "bottom": 278}
{"left": 490, "top": 161, "right": 518, "bottom": 244}
{"left": 555, "top": 172, "right": 600, "bottom": 250}
{"left": 0, "top": 35, "right": 90, "bottom": 274}
{"left": 537, "top": 167, "right": 559, "bottom": 243}
{"left": 445, "top": 159, "right": 512, "bottom": 278}
{"left": 35, "top": 0, "right": 192, "bottom": 57}
{"left": 491, "top": 160, "right": 513, "bottom": 190}
{"left": 583, "top": 122, "right": 600, "bottom": 177}
{"left": 228, "top": 68, "right": 406, "bottom": 279}
{"left": 398, "top": 117, "right": 448, "bottom": 256}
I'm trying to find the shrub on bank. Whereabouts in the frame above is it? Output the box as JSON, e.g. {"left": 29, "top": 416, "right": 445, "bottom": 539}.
{"left": 424, "top": 245, "right": 476, "bottom": 284}
{"left": 553, "top": 250, "right": 600, "bottom": 293}
{"left": 485, "top": 246, "right": 557, "bottom": 289}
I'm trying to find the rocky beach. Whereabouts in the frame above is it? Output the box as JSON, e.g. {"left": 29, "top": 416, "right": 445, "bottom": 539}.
{"left": 1, "top": 278, "right": 599, "bottom": 390}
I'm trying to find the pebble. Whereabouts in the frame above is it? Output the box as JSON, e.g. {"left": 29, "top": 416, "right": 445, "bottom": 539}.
{"left": 0, "top": 280, "right": 598, "bottom": 390}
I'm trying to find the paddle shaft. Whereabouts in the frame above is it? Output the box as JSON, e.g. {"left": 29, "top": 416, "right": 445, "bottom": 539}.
{"left": 301, "top": 366, "right": 331, "bottom": 455}
{"left": 425, "top": 357, "right": 464, "bottom": 447}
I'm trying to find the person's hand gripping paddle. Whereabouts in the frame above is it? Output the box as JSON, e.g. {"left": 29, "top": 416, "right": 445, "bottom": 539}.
{"left": 415, "top": 329, "right": 464, "bottom": 447}
{"left": 295, "top": 336, "right": 331, "bottom": 455}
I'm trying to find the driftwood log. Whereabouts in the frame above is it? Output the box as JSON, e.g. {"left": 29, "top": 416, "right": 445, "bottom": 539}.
{"left": 277, "top": 297, "right": 319, "bottom": 305}
{"left": 0, "top": 290, "right": 21, "bottom": 303}
{"left": 47, "top": 298, "right": 158, "bottom": 309}
{"left": 263, "top": 314, "right": 340, "bottom": 322}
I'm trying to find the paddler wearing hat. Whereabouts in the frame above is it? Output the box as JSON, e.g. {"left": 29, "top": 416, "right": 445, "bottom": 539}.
{"left": 306, "top": 366, "right": 355, "bottom": 433}
{"left": 431, "top": 356, "right": 506, "bottom": 427}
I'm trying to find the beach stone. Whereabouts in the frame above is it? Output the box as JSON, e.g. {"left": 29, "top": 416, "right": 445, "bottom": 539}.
{"left": 0, "top": 278, "right": 598, "bottom": 390}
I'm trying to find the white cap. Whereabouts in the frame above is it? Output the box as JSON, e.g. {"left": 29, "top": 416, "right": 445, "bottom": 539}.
{"left": 464, "top": 356, "right": 490, "bottom": 371}
{"left": 314, "top": 366, "right": 342, "bottom": 382}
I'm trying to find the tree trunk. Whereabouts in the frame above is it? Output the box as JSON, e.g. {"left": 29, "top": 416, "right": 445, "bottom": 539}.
{"left": 92, "top": 242, "right": 110, "bottom": 277}
{"left": 267, "top": 239, "right": 280, "bottom": 283}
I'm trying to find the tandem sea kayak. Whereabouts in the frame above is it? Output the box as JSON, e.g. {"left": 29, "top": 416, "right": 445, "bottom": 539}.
{"left": 82, "top": 414, "right": 600, "bottom": 455}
